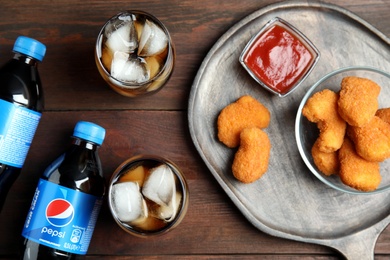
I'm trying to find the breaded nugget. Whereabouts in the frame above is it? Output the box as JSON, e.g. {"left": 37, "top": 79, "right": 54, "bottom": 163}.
{"left": 232, "top": 127, "right": 271, "bottom": 183}
{"left": 217, "top": 95, "right": 270, "bottom": 148}
{"left": 376, "top": 108, "right": 390, "bottom": 124}
{"left": 347, "top": 116, "right": 390, "bottom": 162}
{"left": 338, "top": 138, "right": 381, "bottom": 191}
{"left": 311, "top": 139, "right": 339, "bottom": 176}
{"left": 302, "top": 89, "right": 346, "bottom": 152}
{"left": 338, "top": 76, "right": 380, "bottom": 127}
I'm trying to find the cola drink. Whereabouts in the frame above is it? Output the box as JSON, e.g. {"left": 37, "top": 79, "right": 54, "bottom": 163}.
{"left": 95, "top": 10, "right": 175, "bottom": 97}
{"left": 20, "top": 121, "right": 106, "bottom": 259}
{"left": 108, "top": 155, "right": 189, "bottom": 237}
{"left": 0, "top": 36, "right": 46, "bottom": 212}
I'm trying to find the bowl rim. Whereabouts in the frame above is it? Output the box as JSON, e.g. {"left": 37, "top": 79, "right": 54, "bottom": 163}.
{"left": 295, "top": 65, "right": 390, "bottom": 195}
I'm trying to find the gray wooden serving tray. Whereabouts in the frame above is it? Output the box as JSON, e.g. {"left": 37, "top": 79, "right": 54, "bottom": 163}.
{"left": 188, "top": 1, "right": 390, "bottom": 259}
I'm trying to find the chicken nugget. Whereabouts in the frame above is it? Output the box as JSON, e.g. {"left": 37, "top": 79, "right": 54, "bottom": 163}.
{"left": 302, "top": 89, "right": 346, "bottom": 152}
{"left": 232, "top": 127, "right": 271, "bottom": 183}
{"left": 338, "top": 138, "right": 381, "bottom": 191}
{"left": 347, "top": 116, "right": 390, "bottom": 162}
{"left": 376, "top": 108, "right": 390, "bottom": 124}
{"left": 217, "top": 95, "right": 270, "bottom": 148}
{"left": 338, "top": 76, "right": 380, "bottom": 127}
{"left": 311, "top": 139, "right": 339, "bottom": 176}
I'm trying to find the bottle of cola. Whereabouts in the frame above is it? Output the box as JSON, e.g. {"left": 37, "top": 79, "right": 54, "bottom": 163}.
{"left": 0, "top": 36, "right": 46, "bottom": 212}
{"left": 20, "top": 121, "right": 106, "bottom": 259}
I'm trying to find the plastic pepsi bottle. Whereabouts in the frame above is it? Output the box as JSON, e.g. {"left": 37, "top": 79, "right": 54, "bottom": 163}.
{"left": 20, "top": 121, "right": 106, "bottom": 260}
{"left": 0, "top": 36, "right": 46, "bottom": 212}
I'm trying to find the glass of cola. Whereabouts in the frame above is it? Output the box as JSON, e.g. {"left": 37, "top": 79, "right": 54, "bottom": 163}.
{"left": 95, "top": 11, "right": 175, "bottom": 97}
{"left": 108, "top": 155, "right": 189, "bottom": 237}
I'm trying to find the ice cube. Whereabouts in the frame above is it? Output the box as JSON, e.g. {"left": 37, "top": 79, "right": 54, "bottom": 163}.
{"left": 105, "top": 15, "right": 138, "bottom": 53}
{"left": 142, "top": 164, "right": 176, "bottom": 207}
{"left": 111, "top": 182, "right": 148, "bottom": 223}
{"left": 138, "top": 19, "right": 168, "bottom": 57}
{"left": 156, "top": 191, "right": 182, "bottom": 222}
{"left": 111, "top": 51, "right": 128, "bottom": 78}
{"left": 111, "top": 52, "right": 150, "bottom": 83}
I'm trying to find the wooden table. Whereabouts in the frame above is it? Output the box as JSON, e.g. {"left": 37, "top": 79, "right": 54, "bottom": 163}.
{"left": 0, "top": 0, "right": 389, "bottom": 259}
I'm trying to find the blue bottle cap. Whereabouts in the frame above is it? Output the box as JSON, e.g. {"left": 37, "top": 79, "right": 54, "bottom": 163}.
{"left": 13, "top": 36, "right": 46, "bottom": 62}
{"left": 73, "top": 121, "right": 106, "bottom": 145}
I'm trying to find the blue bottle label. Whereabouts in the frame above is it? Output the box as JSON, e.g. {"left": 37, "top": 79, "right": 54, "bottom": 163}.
{"left": 22, "top": 179, "right": 103, "bottom": 255}
{"left": 0, "top": 99, "right": 41, "bottom": 168}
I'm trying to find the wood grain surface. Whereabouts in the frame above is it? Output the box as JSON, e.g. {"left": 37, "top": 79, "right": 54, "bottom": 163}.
{"left": 0, "top": 0, "right": 389, "bottom": 259}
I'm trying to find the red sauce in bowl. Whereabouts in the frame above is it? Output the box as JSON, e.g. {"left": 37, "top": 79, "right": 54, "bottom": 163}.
{"left": 243, "top": 24, "right": 314, "bottom": 95}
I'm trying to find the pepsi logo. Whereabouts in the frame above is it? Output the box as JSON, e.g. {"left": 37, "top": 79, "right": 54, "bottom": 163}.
{"left": 45, "top": 199, "right": 74, "bottom": 227}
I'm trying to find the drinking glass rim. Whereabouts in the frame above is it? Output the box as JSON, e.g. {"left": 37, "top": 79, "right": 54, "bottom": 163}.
{"left": 95, "top": 10, "right": 175, "bottom": 87}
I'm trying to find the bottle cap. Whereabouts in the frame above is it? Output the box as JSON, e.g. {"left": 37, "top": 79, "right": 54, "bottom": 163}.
{"left": 73, "top": 121, "right": 106, "bottom": 145}
{"left": 13, "top": 36, "right": 46, "bottom": 62}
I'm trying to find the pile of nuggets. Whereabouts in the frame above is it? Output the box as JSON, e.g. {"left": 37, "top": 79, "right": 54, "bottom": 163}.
{"left": 217, "top": 95, "right": 271, "bottom": 183}
{"left": 303, "top": 76, "right": 390, "bottom": 191}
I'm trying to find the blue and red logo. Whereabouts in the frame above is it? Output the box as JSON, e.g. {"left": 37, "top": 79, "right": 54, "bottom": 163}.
{"left": 45, "top": 199, "right": 74, "bottom": 227}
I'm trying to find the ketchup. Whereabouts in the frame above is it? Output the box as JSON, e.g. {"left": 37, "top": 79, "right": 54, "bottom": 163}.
{"left": 243, "top": 24, "right": 313, "bottom": 95}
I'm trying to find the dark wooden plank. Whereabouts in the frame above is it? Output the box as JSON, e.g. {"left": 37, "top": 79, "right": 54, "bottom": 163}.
{"left": 83, "top": 256, "right": 340, "bottom": 260}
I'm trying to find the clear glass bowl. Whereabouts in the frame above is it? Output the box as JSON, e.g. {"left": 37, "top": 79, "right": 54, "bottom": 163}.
{"left": 295, "top": 66, "right": 390, "bottom": 194}
{"left": 239, "top": 17, "right": 320, "bottom": 97}
{"left": 108, "top": 155, "right": 189, "bottom": 237}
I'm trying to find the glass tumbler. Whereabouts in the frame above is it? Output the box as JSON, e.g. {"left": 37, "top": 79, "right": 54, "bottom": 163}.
{"left": 108, "top": 155, "right": 189, "bottom": 237}
{"left": 95, "top": 10, "right": 175, "bottom": 97}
